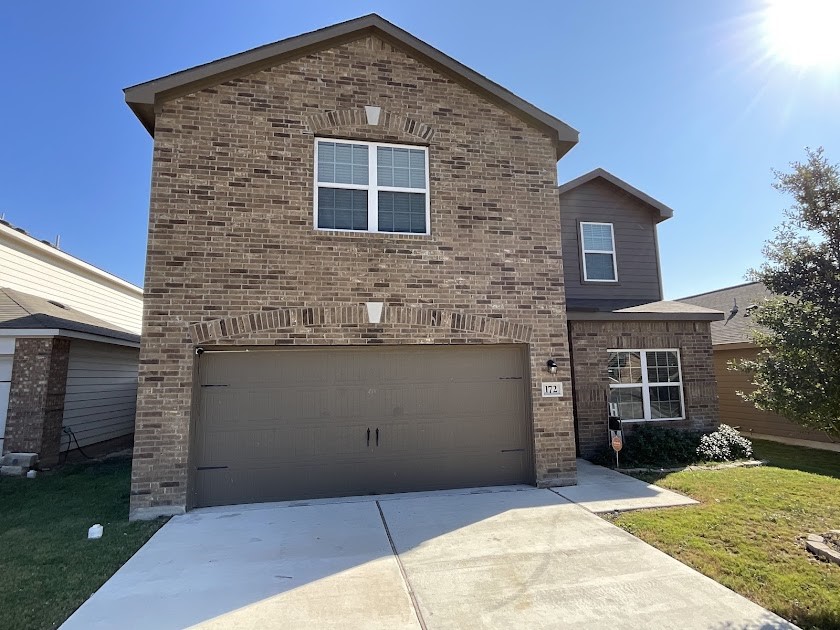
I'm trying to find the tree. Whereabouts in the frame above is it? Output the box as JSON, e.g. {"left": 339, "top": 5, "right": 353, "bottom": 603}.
{"left": 739, "top": 147, "right": 840, "bottom": 438}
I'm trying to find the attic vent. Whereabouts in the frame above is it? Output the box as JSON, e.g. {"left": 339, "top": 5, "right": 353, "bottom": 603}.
{"left": 47, "top": 300, "right": 67, "bottom": 309}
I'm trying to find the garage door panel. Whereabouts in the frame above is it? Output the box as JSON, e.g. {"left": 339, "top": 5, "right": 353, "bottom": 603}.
{"left": 194, "top": 345, "right": 531, "bottom": 507}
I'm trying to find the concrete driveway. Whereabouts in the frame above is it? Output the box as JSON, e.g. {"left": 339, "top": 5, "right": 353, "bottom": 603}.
{"left": 61, "top": 484, "right": 795, "bottom": 630}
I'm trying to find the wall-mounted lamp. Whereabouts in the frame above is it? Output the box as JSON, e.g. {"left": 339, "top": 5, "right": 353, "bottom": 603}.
{"left": 546, "top": 359, "right": 558, "bottom": 374}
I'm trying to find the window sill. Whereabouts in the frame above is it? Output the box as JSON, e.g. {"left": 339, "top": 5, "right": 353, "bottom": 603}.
{"left": 315, "top": 227, "right": 430, "bottom": 236}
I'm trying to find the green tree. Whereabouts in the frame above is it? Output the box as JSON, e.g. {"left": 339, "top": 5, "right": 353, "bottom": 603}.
{"left": 739, "top": 147, "right": 840, "bottom": 438}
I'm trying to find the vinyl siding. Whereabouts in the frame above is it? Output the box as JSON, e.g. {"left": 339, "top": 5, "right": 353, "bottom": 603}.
{"left": 715, "top": 348, "right": 836, "bottom": 443}
{"left": 560, "top": 179, "right": 662, "bottom": 303}
{"left": 0, "top": 230, "right": 142, "bottom": 334}
{"left": 61, "top": 340, "right": 139, "bottom": 450}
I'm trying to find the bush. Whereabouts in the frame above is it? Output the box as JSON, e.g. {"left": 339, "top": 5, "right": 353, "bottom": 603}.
{"left": 696, "top": 423, "right": 753, "bottom": 462}
{"left": 590, "top": 424, "right": 703, "bottom": 468}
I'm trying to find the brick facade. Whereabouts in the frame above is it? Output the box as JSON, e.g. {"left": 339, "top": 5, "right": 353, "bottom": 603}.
{"left": 569, "top": 320, "right": 720, "bottom": 458}
{"left": 3, "top": 337, "right": 71, "bottom": 464}
{"left": 131, "top": 35, "right": 576, "bottom": 518}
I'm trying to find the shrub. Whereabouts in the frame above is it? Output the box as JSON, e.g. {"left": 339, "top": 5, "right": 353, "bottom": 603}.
{"left": 589, "top": 424, "right": 703, "bottom": 468}
{"left": 696, "top": 423, "right": 753, "bottom": 462}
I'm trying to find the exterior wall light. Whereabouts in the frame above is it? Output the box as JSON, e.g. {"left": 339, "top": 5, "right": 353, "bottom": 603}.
{"left": 546, "top": 359, "right": 558, "bottom": 374}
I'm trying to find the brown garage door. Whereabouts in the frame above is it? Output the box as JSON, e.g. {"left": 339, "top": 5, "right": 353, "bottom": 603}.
{"left": 193, "top": 344, "right": 531, "bottom": 507}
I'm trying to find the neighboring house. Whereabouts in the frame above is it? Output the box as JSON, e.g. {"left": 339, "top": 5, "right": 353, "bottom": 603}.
{"left": 124, "top": 14, "right": 723, "bottom": 519}
{"left": 680, "top": 281, "right": 836, "bottom": 444}
{"left": 0, "top": 221, "right": 143, "bottom": 464}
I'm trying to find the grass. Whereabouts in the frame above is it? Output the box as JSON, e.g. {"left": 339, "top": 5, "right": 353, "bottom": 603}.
{"left": 0, "top": 457, "right": 166, "bottom": 630}
{"left": 608, "top": 439, "right": 840, "bottom": 630}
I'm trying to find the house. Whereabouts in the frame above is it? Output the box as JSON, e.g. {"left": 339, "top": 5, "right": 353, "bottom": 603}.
{"left": 0, "top": 220, "right": 142, "bottom": 465}
{"left": 124, "top": 14, "right": 723, "bottom": 519}
{"left": 680, "top": 281, "right": 836, "bottom": 444}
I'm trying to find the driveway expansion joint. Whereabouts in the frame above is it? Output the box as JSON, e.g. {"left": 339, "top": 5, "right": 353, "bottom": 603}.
{"left": 376, "top": 500, "right": 428, "bottom": 630}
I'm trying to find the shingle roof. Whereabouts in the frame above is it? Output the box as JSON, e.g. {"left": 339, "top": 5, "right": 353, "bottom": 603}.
{"left": 123, "top": 14, "right": 579, "bottom": 158}
{"left": 678, "top": 281, "right": 771, "bottom": 345}
{"left": 0, "top": 287, "right": 140, "bottom": 344}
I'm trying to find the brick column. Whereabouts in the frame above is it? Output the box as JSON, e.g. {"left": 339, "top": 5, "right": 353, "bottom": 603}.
{"left": 3, "top": 337, "right": 71, "bottom": 465}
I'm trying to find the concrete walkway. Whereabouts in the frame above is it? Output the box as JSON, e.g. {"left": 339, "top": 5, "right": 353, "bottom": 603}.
{"left": 61, "top": 479, "right": 794, "bottom": 629}
{"left": 551, "top": 459, "right": 698, "bottom": 513}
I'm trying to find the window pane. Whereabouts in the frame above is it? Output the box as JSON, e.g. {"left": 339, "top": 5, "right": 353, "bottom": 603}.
{"left": 317, "top": 141, "right": 368, "bottom": 185}
{"left": 582, "top": 223, "right": 614, "bottom": 251}
{"left": 608, "top": 352, "right": 642, "bottom": 384}
{"left": 609, "top": 387, "right": 644, "bottom": 420}
{"left": 585, "top": 253, "right": 616, "bottom": 280}
{"left": 377, "top": 147, "right": 426, "bottom": 189}
{"left": 650, "top": 385, "right": 683, "bottom": 419}
{"left": 378, "top": 192, "right": 426, "bottom": 233}
{"left": 318, "top": 187, "right": 368, "bottom": 230}
{"left": 646, "top": 351, "right": 680, "bottom": 383}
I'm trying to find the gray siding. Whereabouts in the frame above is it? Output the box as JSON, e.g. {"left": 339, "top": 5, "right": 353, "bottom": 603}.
{"left": 560, "top": 178, "right": 662, "bottom": 305}
{"left": 61, "top": 340, "right": 139, "bottom": 449}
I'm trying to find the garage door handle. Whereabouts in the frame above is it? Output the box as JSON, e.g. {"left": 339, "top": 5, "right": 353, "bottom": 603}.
{"left": 376, "top": 428, "right": 380, "bottom": 446}
{"left": 367, "top": 428, "right": 371, "bottom": 447}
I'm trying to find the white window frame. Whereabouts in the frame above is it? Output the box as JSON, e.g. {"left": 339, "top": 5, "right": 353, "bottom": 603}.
{"left": 580, "top": 221, "right": 618, "bottom": 282}
{"left": 313, "top": 138, "right": 431, "bottom": 235}
{"left": 607, "top": 348, "right": 685, "bottom": 421}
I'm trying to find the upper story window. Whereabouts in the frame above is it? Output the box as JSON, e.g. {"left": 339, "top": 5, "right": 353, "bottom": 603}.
{"left": 580, "top": 222, "right": 617, "bottom": 282}
{"left": 315, "top": 139, "right": 430, "bottom": 235}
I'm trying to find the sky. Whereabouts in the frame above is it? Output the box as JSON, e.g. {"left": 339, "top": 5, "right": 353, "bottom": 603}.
{"left": 1, "top": 1, "right": 838, "bottom": 298}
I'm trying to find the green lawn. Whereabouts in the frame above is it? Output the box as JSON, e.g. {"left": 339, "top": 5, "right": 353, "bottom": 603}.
{"left": 0, "top": 457, "right": 166, "bottom": 630}
{"left": 609, "top": 439, "right": 840, "bottom": 630}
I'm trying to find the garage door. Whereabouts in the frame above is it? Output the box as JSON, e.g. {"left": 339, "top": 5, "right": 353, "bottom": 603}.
{"left": 193, "top": 345, "right": 531, "bottom": 507}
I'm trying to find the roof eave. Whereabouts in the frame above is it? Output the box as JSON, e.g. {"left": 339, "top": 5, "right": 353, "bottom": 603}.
{"left": 558, "top": 168, "right": 674, "bottom": 222}
{"left": 123, "top": 14, "right": 579, "bottom": 155}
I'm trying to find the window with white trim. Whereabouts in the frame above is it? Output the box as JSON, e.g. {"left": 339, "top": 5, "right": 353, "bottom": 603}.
{"left": 580, "top": 222, "right": 617, "bottom": 281}
{"left": 315, "top": 139, "right": 430, "bottom": 234}
{"left": 607, "top": 350, "right": 684, "bottom": 421}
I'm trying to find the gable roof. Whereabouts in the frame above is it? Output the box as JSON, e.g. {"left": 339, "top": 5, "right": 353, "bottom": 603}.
{"left": 0, "top": 287, "right": 139, "bottom": 344}
{"left": 557, "top": 168, "right": 674, "bottom": 222}
{"left": 123, "top": 14, "right": 578, "bottom": 159}
{"left": 678, "top": 281, "right": 771, "bottom": 345}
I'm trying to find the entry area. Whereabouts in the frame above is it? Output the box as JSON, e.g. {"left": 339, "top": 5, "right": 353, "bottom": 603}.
{"left": 192, "top": 344, "right": 532, "bottom": 507}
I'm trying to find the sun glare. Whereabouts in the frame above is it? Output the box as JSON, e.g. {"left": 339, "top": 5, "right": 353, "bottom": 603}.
{"left": 763, "top": 0, "right": 840, "bottom": 68}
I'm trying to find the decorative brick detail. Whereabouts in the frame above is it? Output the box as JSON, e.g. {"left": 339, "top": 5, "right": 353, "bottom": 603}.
{"left": 568, "top": 320, "right": 720, "bottom": 458}
{"left": 190, "top": 305, "right": 532, "bottom": 344}
{"left": 305, "top": 107, "right": 435, "bottom": 141}
{"left": 132, "top": 34, "right": 575, "bottom": 518}
{"left": 3, "top": 337, "right": 70, "bottom": 465}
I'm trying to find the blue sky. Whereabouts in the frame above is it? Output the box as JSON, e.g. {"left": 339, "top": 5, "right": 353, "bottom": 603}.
{"left": 1, "top": 1, "right": 838, "bottom": 298}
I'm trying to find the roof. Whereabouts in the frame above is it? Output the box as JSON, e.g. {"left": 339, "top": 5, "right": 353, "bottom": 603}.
{"left": 566, "top": 298, "right": 724, "bottom": 322}
{"left": 679, "top": 281, "right": 771, "bottom": 345}
{"left": 0, "top": 287, "right": 140, "bottom": 344}
{"left": 0, "top": 220, "right": 142, "bottom": 295}
{"left": 123, "top": 14, "right": 579, "bottom": 159}
{"left": 557, "top": 168, "right": 674, "bottom": 222}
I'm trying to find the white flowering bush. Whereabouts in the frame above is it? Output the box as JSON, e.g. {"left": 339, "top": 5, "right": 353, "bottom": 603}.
{"left": 696, "top": 424, "right": 753, "bottom": 462}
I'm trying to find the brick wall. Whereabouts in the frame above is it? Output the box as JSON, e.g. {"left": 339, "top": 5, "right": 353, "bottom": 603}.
{"left": 4, "top": 337, "right": 70, "bottom": 464}
{"left": 569, "top": 319, "right": 719, "bottom": 458}
{"left": 132, "top": 35, "right": 576, "bottom": 517}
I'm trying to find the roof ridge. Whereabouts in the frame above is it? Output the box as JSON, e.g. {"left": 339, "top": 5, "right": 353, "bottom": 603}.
{"left": 677, "top": 281, "right": 762, "bottom": 301}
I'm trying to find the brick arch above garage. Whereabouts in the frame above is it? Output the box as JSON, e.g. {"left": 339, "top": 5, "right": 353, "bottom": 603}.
{"left": 189, "top": 304, "right": 533, "bottom": 345}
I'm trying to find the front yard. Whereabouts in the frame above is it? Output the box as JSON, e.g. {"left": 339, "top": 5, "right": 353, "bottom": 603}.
{"left": 0, "top": 457, "right": 165, "bottom": 630}
{"left": 608, "top": 439, "right": 840, "bottom": 630}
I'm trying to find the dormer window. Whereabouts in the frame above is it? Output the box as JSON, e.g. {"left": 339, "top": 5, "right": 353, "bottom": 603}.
{"left": 580, "top": 222, "right": 617, "bottom": 282}
{"left": 314, "top": 138, "right": 430, "bottom": 235}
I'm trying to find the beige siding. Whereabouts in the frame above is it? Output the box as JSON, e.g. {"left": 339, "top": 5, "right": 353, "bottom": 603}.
{"left": 715, "top": 348, "right": 835, "bottom": 443}
{"left": 0, "top": 225, "right": 142, "bottom": 334}
{"left": 61, "top": 340, "right": 139, "bottom": 449}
